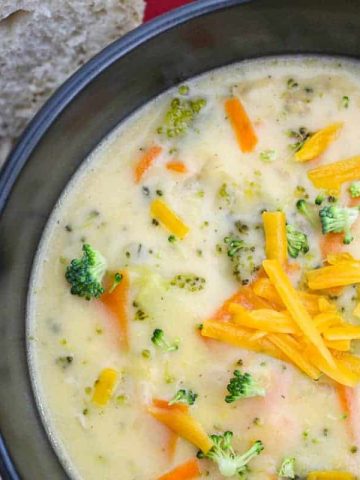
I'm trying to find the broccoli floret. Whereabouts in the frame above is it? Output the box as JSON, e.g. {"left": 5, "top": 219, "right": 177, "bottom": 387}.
{"left": 349, "top": 182, "right": 360, "bottom": 199}
{"left": 296, "top": 199, "right": 318, "bottom": 226}
{"left": 170, "top": 274, "right": 206, "bottom": 292}
{"left": 157, "top": 95, "right": 206, "bottom": 138}
{"left": 65, "top": 244, "right": 107, "bottom": 300}
{"left": 168, "top": 389, "right": 198, "bottom": 406}
{"left": 151, "top": 329, "right": 179, "bottom": 352}
{"left": 278, "top": 457, "right": 296, "bottom": 479}
{"left": 225, "top": 371, "right": 266, "bottom": 403}
{"left": 198, "top": 431, "right": 264, "bottom": 477}
{"left": 319, "top": 205, "right": 359, "bottom": 244}
{"left": 286, "top": 225, "right": 309, "bottom": 258}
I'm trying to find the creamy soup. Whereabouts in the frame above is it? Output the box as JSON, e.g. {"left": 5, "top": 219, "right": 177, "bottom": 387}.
{"left": 29, "top": 57, "right": 360, "bottom": 480}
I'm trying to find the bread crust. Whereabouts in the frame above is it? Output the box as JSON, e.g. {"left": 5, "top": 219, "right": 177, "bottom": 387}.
{"left": 0, "top": 0, "right": 145, "bottom": 164}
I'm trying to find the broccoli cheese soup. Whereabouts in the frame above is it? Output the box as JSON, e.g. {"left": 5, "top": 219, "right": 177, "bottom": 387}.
{"left": 28, "top": 57, "right": 360, "bottom": 480}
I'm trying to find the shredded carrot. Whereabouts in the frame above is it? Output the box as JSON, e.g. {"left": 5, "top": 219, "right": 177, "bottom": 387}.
{"left": 262, "top": 211, "right": 288, "bottom": 264}
{"left": 148, "top": 400, "right": 213, "bottom": 454}
{"left": 308, "top": 155, "right": 360, "bottom": 190}
{"left": 92, "top": 368, "right": 118, "bottom": 406}
{"left": 157, "top": 459, "right": 201, "bottom": 480}
{"left": 225, "top": 97, "right": 258, "bottom": 153}
{"left": 101, "top": 270, "right": 130, "bottom": 350}
{"left": 295, "top": 122, "right": 342, "bottom": 162}
{"left": 166, "top": 161, "right": 188, "bottom": 173}
{"left": 134, "top": 145, "right": 162, "bottom": 183}
{"left": 263, "top": 259, "right": 334, "bottom": 366}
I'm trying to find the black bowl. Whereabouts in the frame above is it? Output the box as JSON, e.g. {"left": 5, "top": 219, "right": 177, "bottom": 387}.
{"left": 1, "top": 0, "right": 360, "bottom": 478}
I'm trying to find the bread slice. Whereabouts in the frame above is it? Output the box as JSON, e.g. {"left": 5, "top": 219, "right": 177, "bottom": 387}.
{"left": 0, "top": 0, "right": 145, "bottom": 165}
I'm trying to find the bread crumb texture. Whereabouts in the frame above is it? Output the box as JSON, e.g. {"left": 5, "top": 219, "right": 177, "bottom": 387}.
{"left": 0, "top": 0, "right": 145, "bottom": 164}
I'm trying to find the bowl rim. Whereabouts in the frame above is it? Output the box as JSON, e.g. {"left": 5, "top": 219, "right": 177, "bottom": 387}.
{"left": 0, "top": 0, "right": 250, "bottom": 478}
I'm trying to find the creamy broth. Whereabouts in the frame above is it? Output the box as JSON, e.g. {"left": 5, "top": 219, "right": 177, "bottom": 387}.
{"left": 29, "top": 57, "right": 360, "bottom": 480}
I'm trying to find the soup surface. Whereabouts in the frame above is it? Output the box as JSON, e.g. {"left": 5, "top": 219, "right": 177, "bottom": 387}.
{"left": 29, "top": 57, "right": 360, "bottom": 480}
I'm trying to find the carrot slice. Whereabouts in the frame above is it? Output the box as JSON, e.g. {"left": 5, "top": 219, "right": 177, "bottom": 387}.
{"left": 134, "top": 145, "right": 162, "bottom": 183}
{"left": 166, "top": 431, "right": 178, "bottom": 462}
{"left": 308, "top": 155, "right": 360, "bottom": 190}
{"left": 295, "top": 122, "right": 342, "bottom": 162}
{"left": 148, "top": 401, "right": 213, "bottom": 454}
{"left": 336, "top": 383, "right": 354, "bottom": 438}
{"left": 263, "top": 259, "right": 334, "bottom": 366}
{"left": 101, "top": 270, "right": 130, "bottom": 350}
{"left": 150, "top": 199, "right": 189, "bottom": 239}
{"left": 166, "top": 161, "right": 188, "bottom": 173}
{"left": 157, "top": 459, "right": 201, "bottom": 480}
{"left": 225, "top": 97, "right": 258, "bottom": 153}
{"left": 320, "top": 233, "right": 345, "bottom": 258}
{"left": 262, "top": 211, "right": 288, "bottom": 264}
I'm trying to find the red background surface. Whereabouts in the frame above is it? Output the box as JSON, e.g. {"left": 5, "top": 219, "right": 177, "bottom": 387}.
{"left": 144, "top": 0, "right": 195, "bottom": 21}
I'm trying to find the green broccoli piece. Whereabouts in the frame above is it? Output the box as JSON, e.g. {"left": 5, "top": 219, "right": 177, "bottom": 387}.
{"left": 151, "top": 329, "right": 179, "bottom": 352}
{"left": 278, "top": 457, "right": 296, "bottom": 479}
{"left": 224, "top": 236, "right": 245, "bottom": 257}
{"left": 168, "top": 389, "right": 198, "bottom": 406}
{"left": 349, "top": 182, "right": 360, "bottom": 199}
{"left": 198, "top": 431, "right": 264, "bottom": 477}
{"left": 65, "top": 244, "right": 107, "bottom": 300}
{"left": 157, "top": 96, "right": 206, "bottom": 138}
{"left": 296, "top": 199, "right": 318, "bottom": 226}
{"left": 170, "top": 274, "right": 206, "bottom": 292}
{"left": 319, "top": 205, "right": 359, "bottom": 244}
{"left": 286, "top": 225, "right": 309, "bottom": 258}
{"left": 225, "top": 371, "right": 266, "bottom": 403}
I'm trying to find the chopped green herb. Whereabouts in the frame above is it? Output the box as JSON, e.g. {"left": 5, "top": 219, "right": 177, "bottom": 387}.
{"left": 287, "top": 78, "right": 299, "bottom": 89}
{"left": 55, "top": 356, "right": 73, "bottom": 369}
{"left": 178, "top": 85, "right": 190, "bottom": 95}
{"left": 141, "top": 349, "right": 151, "bottom": 359}
{"left": 315, "top": 194, "right": 326, "bottom": 205}
{"left": 287, "top": 127, "right": 311, "bottom": 152}
{"left": 168, "top": 235, "right": 177, "bottom": 243}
